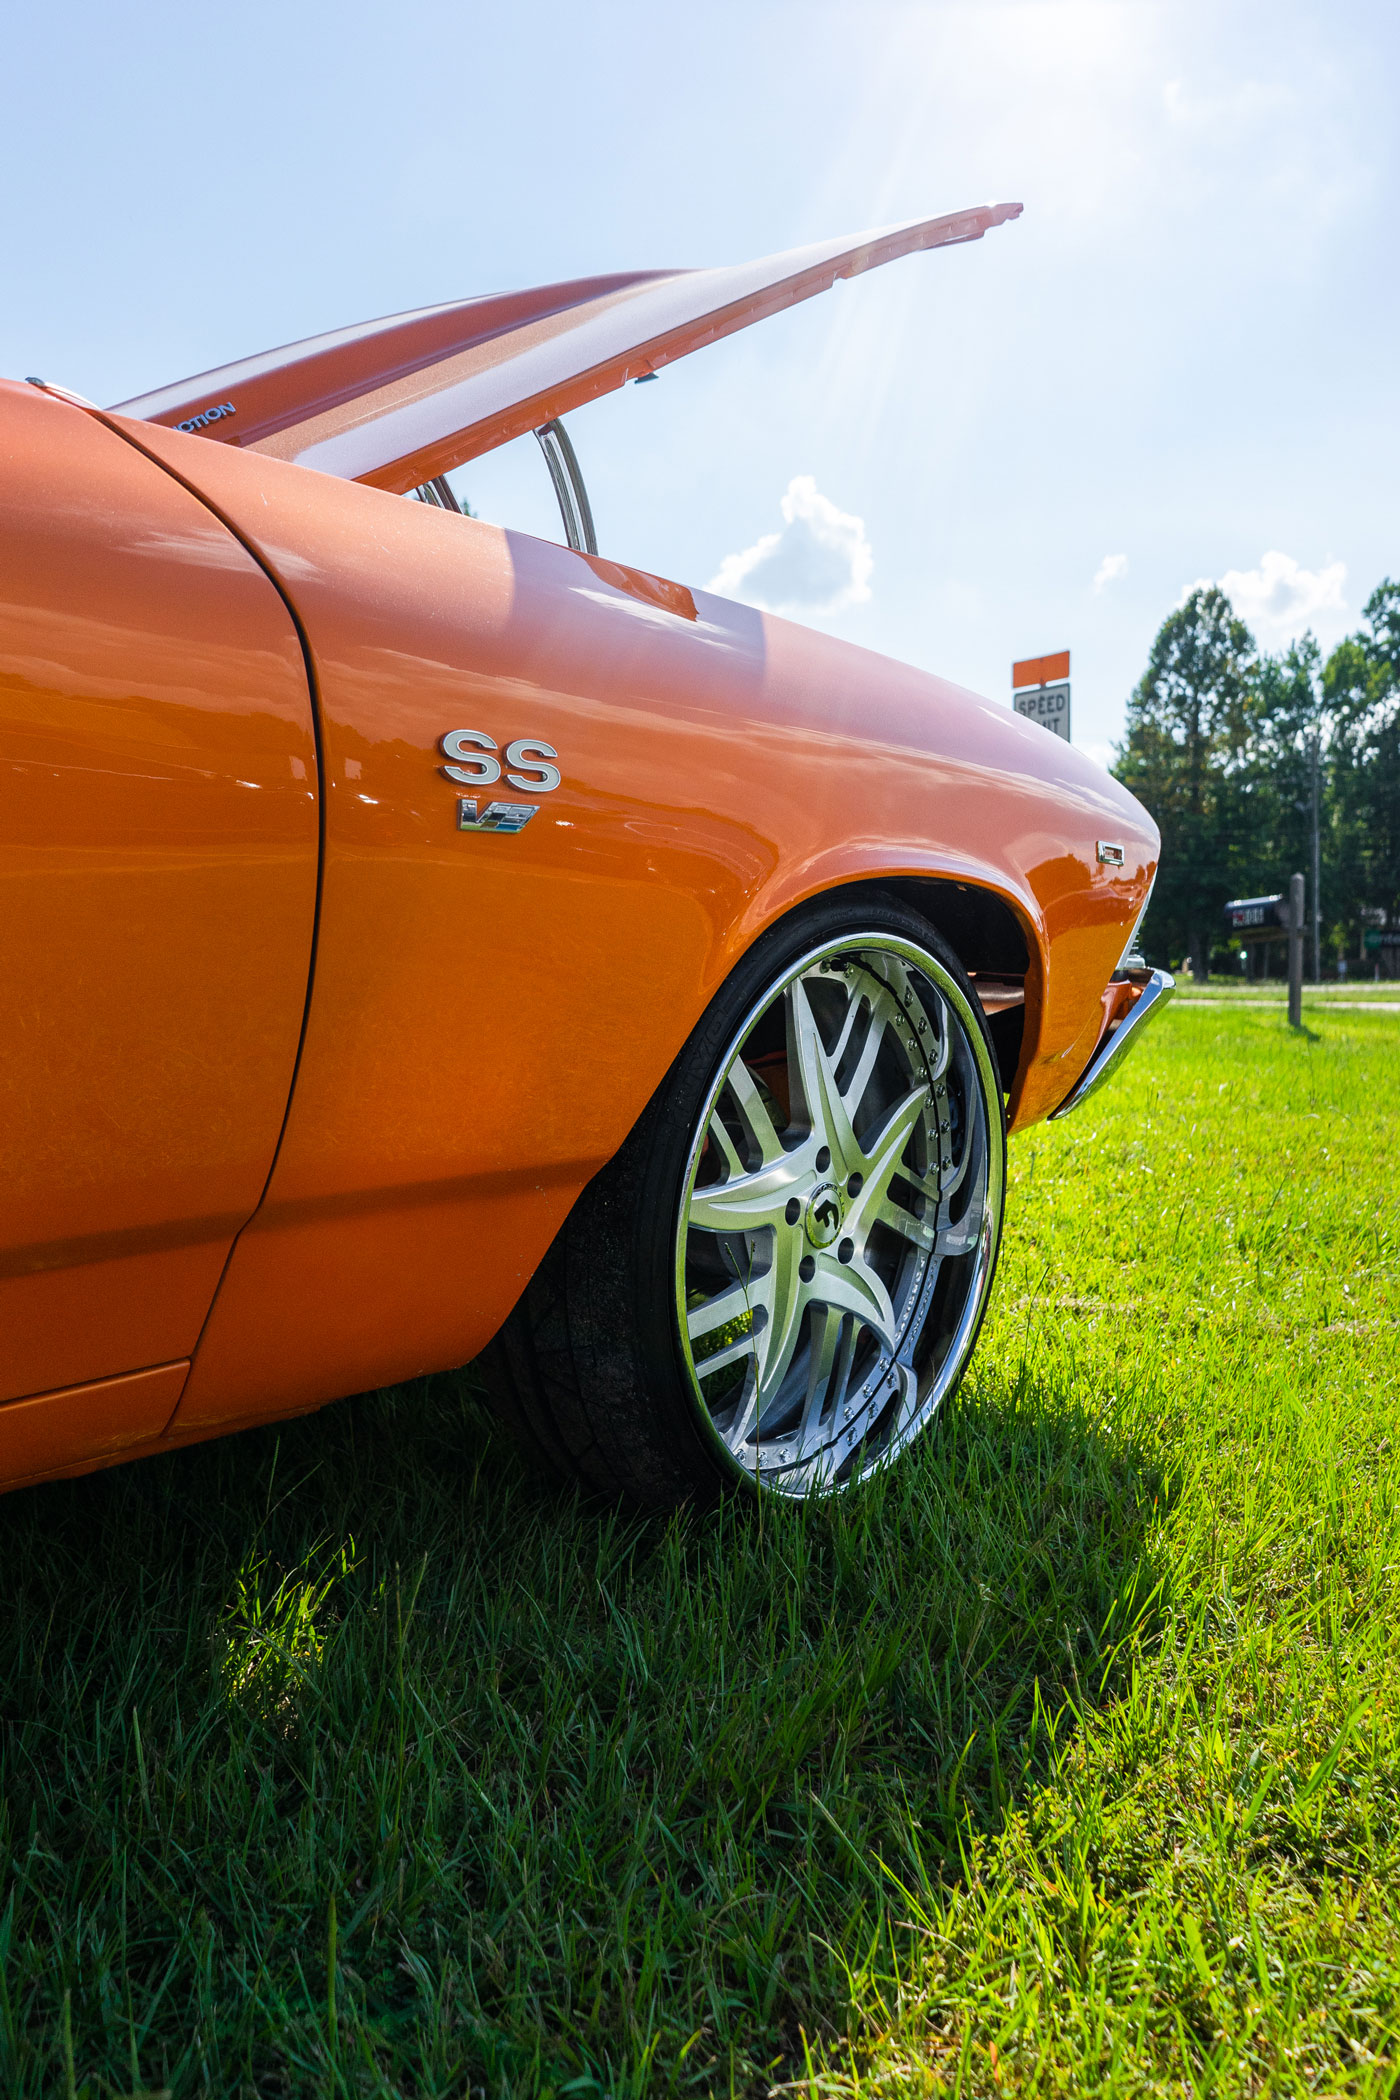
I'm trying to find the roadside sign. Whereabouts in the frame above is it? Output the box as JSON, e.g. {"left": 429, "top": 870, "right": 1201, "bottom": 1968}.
{"left": 1013, "top": 650, "right": 1071, "bottom": 742}
{"left": 1224, "top": 894, "right": 1289, "bottom": 939}
{"left": 1014, "top": 682, "right": 1071, "bottom": 738}
{"left": 1227, "top": 884, "right": 1305, "bottom": 1012}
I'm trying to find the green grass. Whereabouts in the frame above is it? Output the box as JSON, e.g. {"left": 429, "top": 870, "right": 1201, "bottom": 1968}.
{"left": 1, "top": 1005, "right": 1397, "bottom": 2097}
{"left": 1170, "top": 978, "right": 1400, "bottom": 1004}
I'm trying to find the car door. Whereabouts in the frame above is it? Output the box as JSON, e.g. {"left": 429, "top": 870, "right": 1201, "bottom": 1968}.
{"left": 0, "top": 380, "right": 318, "bottom": 1470}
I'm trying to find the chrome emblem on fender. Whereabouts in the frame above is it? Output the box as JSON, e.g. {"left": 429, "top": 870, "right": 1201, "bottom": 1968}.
{"left": 440, "top": 731, "right": 561, "bottom": 792}
{"left": 458, "top": 799, "right": 537, "bottom": 833}
{"left": 441, "top": 731, "right": 560, "bottom": 836}
{"left": 1096, "top": 840, "right": 1126, "bottom": 866}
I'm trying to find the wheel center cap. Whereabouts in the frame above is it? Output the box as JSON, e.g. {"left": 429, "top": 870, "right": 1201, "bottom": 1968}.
{"left": 804, "top": 1181, "right": 843, "bottom": 1249}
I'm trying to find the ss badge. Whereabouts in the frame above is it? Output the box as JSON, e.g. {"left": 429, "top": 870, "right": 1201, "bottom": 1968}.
{"left": 440, "top": 730, "right": 560, "bottom": 837}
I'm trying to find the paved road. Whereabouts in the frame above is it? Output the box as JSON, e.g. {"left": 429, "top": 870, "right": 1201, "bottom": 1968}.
{"left": 1174, "top": 998, "right": 1400, "bottom": 1012}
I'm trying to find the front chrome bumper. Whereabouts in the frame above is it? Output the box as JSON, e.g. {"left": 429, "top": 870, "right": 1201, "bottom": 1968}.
{"left": 1048, "top": 967, "right": 1176, "bottom": 1120}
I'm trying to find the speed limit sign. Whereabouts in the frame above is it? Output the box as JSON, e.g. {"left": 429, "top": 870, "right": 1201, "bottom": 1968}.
{"left": 1012, "top": 651, "right": 1071, "bottom": 743}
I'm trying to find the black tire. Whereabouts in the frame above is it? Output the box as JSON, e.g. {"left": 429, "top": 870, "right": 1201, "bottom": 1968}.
{"left": 480, "top": 890, "right": 1006, "bottom": 1507}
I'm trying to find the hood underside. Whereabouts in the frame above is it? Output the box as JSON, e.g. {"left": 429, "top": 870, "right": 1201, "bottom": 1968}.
{"left": 111, "top": 203, "right": 1022, "bottom": 495}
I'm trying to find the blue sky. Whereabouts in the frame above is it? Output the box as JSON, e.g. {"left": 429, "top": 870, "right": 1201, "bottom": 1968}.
{"left": 5, "top": 0, "right": 1396, "bottom": 762}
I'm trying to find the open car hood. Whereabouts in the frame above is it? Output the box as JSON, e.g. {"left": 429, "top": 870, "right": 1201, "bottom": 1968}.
{"left": 111, "top": 203, "right": 1022, "bottom": 496}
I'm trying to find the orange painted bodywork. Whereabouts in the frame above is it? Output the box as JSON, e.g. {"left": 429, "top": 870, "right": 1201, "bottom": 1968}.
{"left": 0, "top": 380, "right": 318, "bottom": 1410}
{"left": 111, "top": 204, "right": 1024, "bottom": 495}
{"left": 0, "top": 1362, "right": 189, "bottom": 1489}
{"left": 82, "top": 414, "right": 1156, "bottom": 1438}
{"left": 1, "top": 217, "right": 1158, "bottom": 1489}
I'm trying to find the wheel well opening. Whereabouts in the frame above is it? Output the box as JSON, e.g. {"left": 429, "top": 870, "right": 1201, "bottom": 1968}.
{"left": 878, "top": 876, "right": 1031, "bottom": 1095}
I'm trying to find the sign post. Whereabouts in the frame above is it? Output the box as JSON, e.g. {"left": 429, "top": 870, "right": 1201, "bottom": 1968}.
{"left": 1012, "top": 651, "right": 1071, "bottom": 742}
{"left": 1287, "top": 872, "right": 1305, "bottom": 1030}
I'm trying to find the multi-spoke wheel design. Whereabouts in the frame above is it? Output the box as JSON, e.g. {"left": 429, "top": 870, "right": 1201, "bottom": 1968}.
{"left": 483, "top": 899, "right": 1006, "bottom": 1508}
{"left": 677, "top": 935, "right": 1002, "bottom": 1494}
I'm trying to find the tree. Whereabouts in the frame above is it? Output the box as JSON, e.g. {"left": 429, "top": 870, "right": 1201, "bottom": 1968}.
{"left": 1114, "top": 587, "right": 1257, "bottom": 979}
{"left": 1248, "top": 634, "right": 1325, "bottom": 974}
{"left": 1323, "top": 581, "right": 1400, "bottom": 950}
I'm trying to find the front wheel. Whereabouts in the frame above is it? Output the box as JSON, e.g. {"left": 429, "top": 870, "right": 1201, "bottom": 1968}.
{"left": 482, "top": 894, "right": 1006, "bottom": 1506}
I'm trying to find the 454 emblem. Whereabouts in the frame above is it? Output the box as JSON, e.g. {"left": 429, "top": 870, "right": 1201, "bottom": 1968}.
{"left": 440, "top": 731, "right": 560, "bottom": 835}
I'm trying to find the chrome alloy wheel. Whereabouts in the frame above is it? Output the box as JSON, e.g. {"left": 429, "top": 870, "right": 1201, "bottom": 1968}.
{"left": 674, "top": 932, "right": 1004, "bottom": 1496}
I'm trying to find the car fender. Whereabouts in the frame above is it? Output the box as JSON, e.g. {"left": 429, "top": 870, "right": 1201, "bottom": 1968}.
{"left": 93, "top": 414, "right": 1156, "bottom": 1422}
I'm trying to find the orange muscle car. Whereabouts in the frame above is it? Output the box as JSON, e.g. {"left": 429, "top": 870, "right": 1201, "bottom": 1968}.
{"left": 2, "top": 204, "right": 1169, "bottom": 1504}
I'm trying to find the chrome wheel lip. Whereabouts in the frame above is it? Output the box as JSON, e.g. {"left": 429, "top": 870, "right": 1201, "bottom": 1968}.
{"left": 672, "top": 928, "right": 1005, "bottom": 1499}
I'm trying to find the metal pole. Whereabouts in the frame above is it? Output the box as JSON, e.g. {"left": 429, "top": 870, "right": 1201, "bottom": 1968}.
{"left": 1310, "top": 727, "right": 1321, "bottom": 981}
{"left": 1288, "top": 872, "right": 1305, "bottom": 1030}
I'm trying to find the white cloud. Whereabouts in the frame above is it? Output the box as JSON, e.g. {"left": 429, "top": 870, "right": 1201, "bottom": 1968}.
{"left": 707, "top": 476, "right": 872, "bottom": 618}
{"left": 1180, "top": 550, "right": 1349, "bottom": 646}
{"left": 1094, "top": 553, "right": 1129, "bottom": 592}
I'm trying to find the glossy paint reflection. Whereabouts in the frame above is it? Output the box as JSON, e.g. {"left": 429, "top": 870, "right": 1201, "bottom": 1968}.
{"left": 0, "top": 383, "right": 319, "bottom": 1404}
{"left": 108, "top": 418, "right": 1154, "bottom": 1430}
